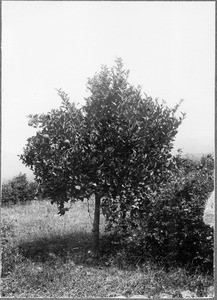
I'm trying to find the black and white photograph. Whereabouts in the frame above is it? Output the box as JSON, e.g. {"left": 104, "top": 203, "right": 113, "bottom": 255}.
{"left": 1, "top": 1, "right": 215, "bottom": 298}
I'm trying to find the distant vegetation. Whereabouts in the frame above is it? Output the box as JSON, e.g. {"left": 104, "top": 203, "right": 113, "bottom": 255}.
{"left": 1, "top": 173, "right": 39, "bottom": 206}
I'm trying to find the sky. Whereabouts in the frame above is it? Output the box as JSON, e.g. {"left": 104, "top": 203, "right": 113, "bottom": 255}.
{"left": 2, "top": 1, "right": 215, "bottom": 181}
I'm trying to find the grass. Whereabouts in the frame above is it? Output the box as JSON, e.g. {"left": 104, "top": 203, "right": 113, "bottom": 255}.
{"left": 1, "top": 199, "right": 214, "bottom": 297}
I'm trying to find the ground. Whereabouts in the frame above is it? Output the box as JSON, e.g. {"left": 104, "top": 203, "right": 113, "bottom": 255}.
{"left": 1, "top": 199, "right": 214, "bottom": 297}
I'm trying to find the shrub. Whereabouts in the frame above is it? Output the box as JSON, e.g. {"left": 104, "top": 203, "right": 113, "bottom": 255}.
{"left": 147, "top": 160, "right": 214, "bottom": 270}
{"left": 1, "top": 173, "right": 38, "bottom": 206}
{"left": 105, "top": 154, "right": 214, "bottom": 272}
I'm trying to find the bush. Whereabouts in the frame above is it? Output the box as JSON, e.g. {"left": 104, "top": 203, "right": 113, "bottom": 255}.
{"left": 1, "top": 173, "right": 38, "bottom": 206}
{"left": 105, "top": 154, "right": 214, "bottom": 272}
{"left": 147, "top": 166, "right": 213, "bottom": 270}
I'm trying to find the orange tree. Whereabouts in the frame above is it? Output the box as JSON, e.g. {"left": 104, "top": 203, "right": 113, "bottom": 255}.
{"left": 20, "top": 58, "right": 185, "bottom": 256}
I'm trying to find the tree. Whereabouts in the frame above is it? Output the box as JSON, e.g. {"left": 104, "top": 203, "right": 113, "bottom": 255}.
{"left": 20, "top": 58, "right": 185, "bottom": 256}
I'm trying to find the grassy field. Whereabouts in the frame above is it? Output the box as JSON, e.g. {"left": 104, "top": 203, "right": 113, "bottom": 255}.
{"left": 1, "top": 199, "right": 214, "bottom": 298}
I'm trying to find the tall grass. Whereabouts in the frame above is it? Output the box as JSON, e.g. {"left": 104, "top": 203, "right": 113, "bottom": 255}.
{"left": 1, "top": 199, "right": 214, "bottom": 297}
{"left": 3, "top": 199, "right": 97, "bottom": 242}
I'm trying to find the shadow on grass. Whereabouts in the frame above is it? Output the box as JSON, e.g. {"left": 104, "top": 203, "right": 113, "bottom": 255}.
{"left": 18, "top": 231, "right": 94, "bottom": 265}
{"left": 17, "top": 231, "right": 128, "bottom": 270}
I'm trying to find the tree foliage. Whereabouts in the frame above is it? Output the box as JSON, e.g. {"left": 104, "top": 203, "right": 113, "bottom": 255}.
{"left": 87, "top": 63, "right": 182, "bottom": 185}
{"left": 20, "top": 58, "right": 185, "bottom": 253}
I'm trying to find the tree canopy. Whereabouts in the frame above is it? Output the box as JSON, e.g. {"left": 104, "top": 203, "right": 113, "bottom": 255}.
{"left": 20, "top": 58, "right": 185, "bottom": 254}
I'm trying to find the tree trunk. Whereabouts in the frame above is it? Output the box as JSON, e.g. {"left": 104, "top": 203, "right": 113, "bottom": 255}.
{"left": 92, "top": 192, "right": 101, "bottom": 258}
